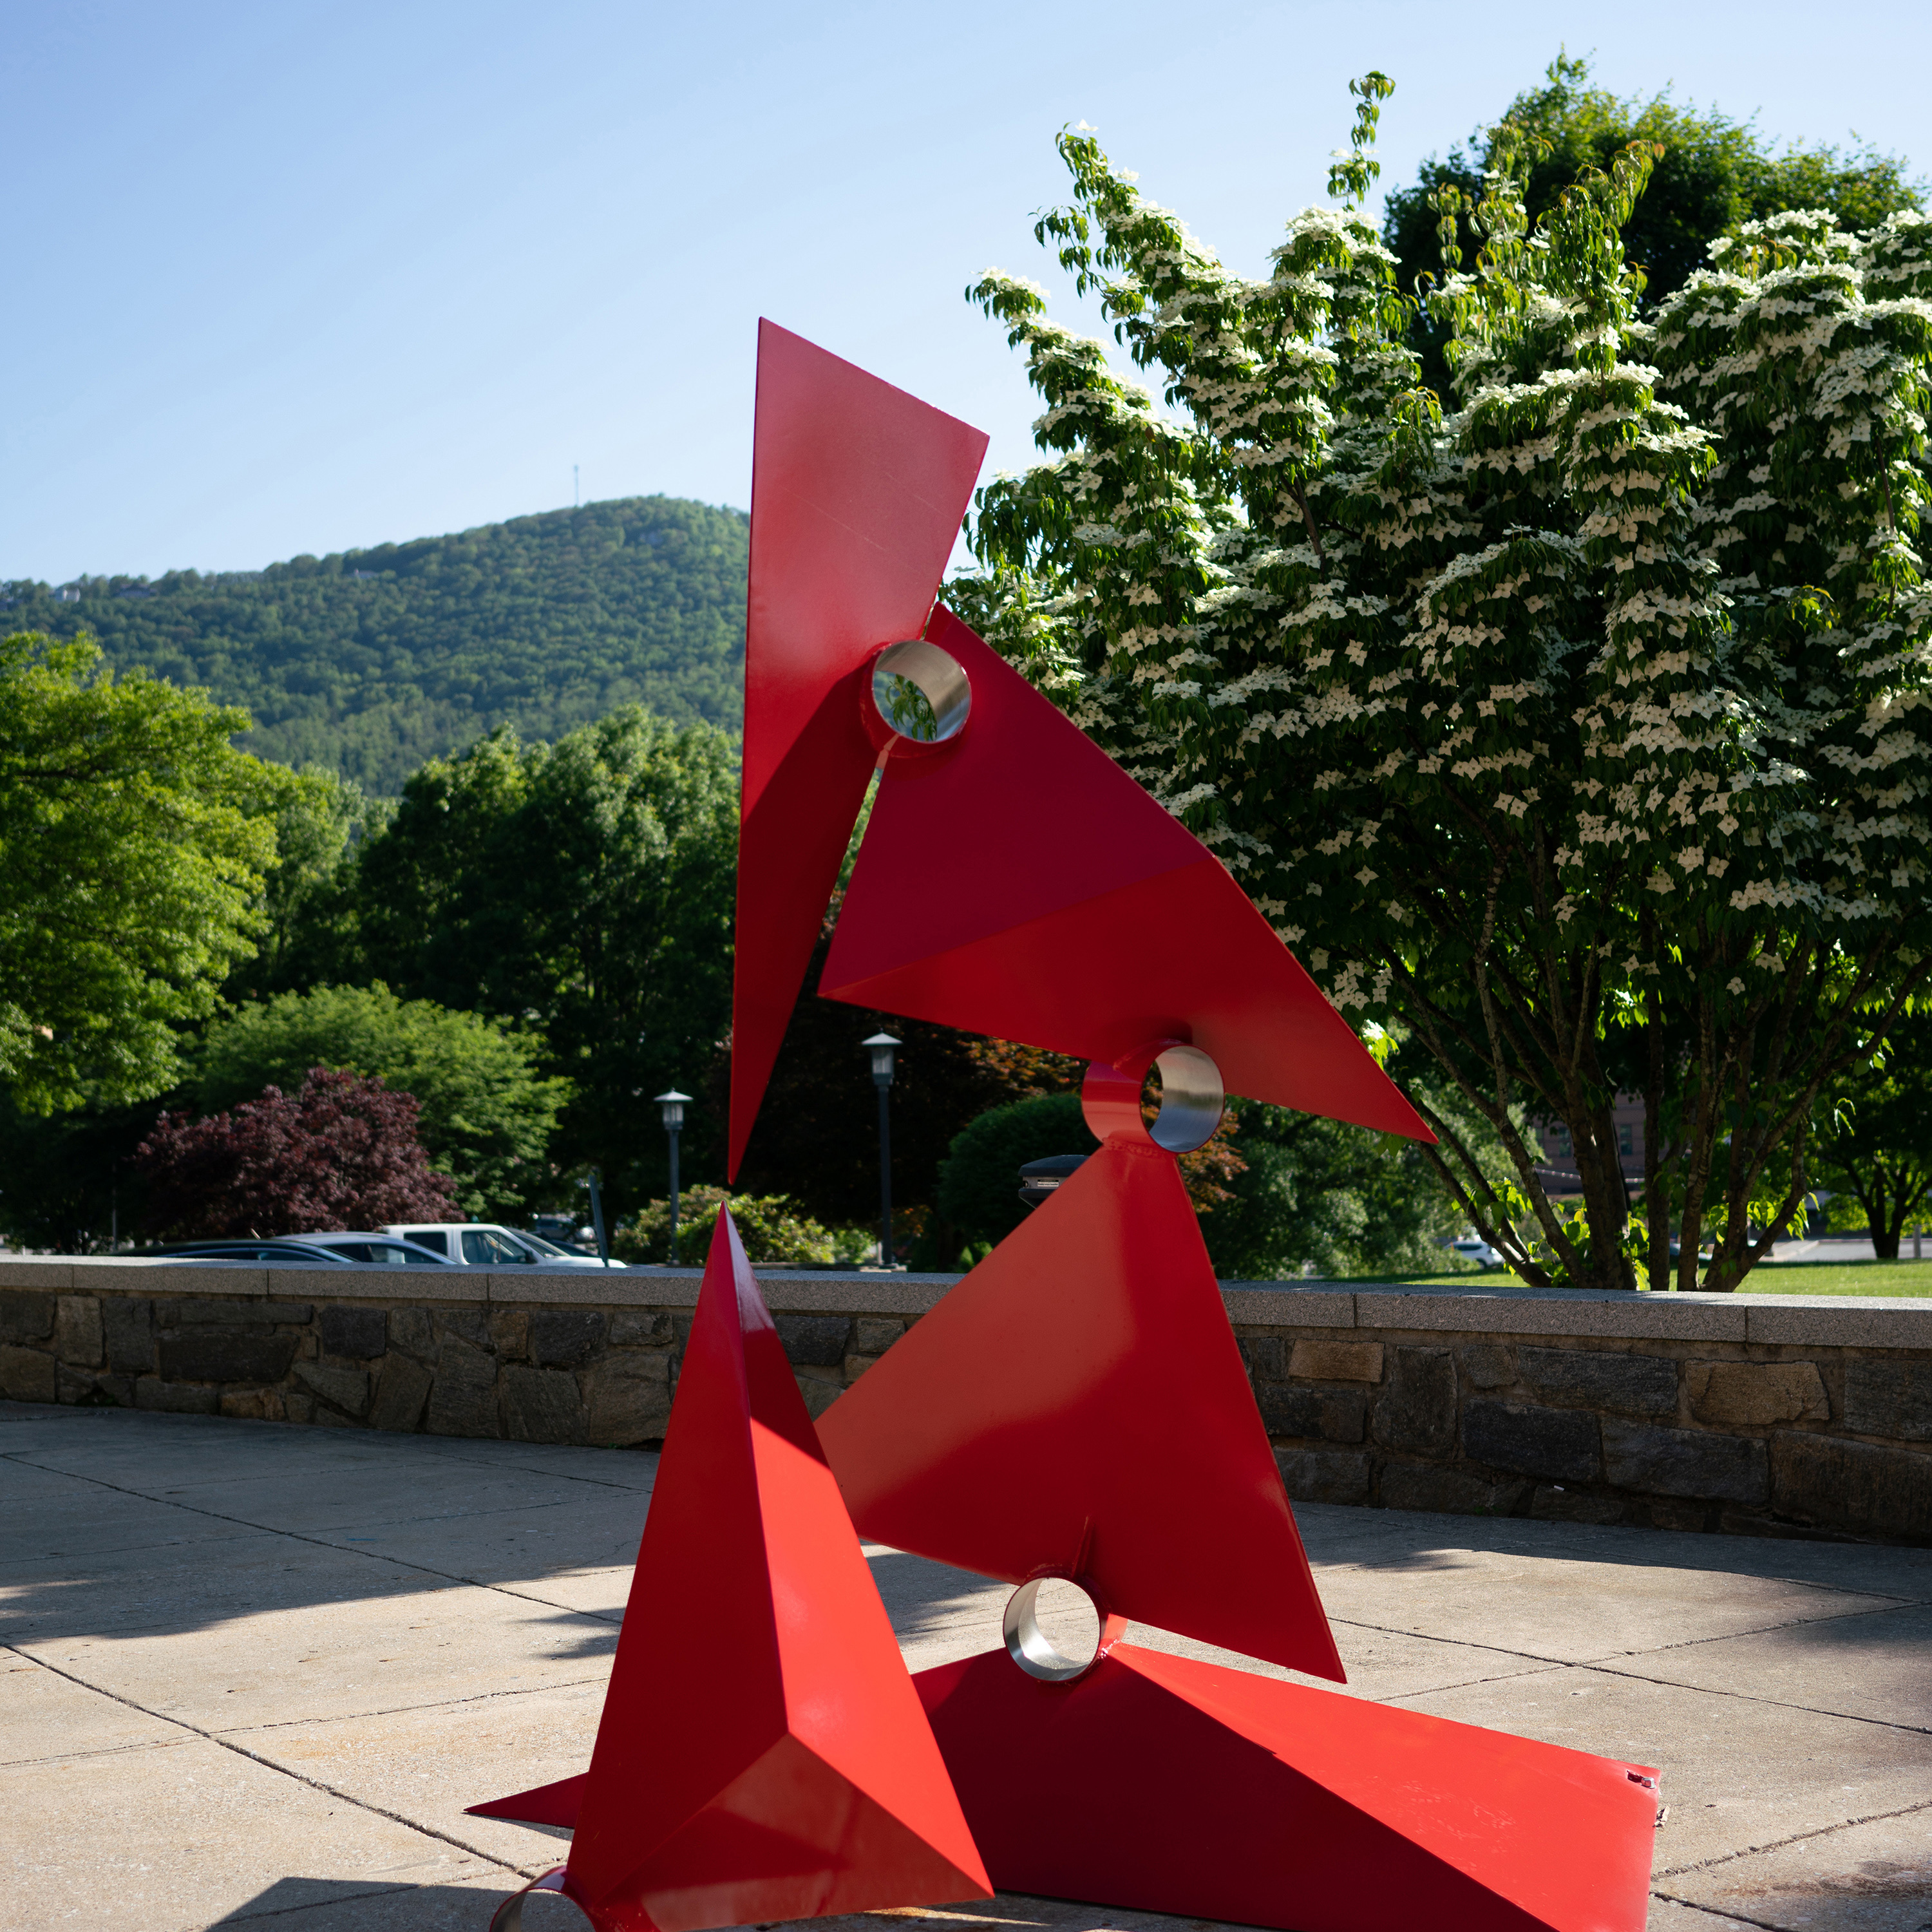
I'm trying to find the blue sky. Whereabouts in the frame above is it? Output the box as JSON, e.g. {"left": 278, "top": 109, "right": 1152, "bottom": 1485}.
{"left": 6, "top": 0, "right": 1929, "bottom": 585}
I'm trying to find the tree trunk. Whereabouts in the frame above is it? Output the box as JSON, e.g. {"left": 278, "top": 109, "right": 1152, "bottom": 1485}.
{"left": 1645, "top": 985, "right": 1669, "bottom": 1290}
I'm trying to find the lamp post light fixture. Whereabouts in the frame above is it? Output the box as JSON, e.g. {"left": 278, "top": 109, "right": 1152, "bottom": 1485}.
{"left": 861, "top": 1032, "right": 901, "bottom": 1269}
{"left": 580, "top": 1168, "right": 612, "bottom": 1269}
{"left": 655, "top": 1089, "right": 691, "bottom": 1264}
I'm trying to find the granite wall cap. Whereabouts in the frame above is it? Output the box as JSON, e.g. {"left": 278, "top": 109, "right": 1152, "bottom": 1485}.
{"left": 0, "top": 1260, "right": 71, "bottom": 1289}
{"left": 1742, "top": 1298, "right": 1932, "bottom": 1348}
{"left": 101, "top": 1263, "right": 273, "bottom": 1298}
{"left": 1352, "top": 1288, "right": 1750, "bottom": 1341}
{"left": 492, "top": 1269, "right": 698, "bottom": 1309}
{"left": 1223, "top": 1287, "right": 1355, "bottom": 1329}
{"left": 265, "top": 1265, "right": 489, "bottom": 1304}
{"left": 486, "top": 1267, "right": 960, "bottom": 1316}
{"left": 759, "top": 1275, "right": 956, "bottom": 1316}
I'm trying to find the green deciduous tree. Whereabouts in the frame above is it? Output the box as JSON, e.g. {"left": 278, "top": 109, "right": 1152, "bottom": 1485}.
{"left": 225, "top": 764, "right": 381, "bottom": 1002}
{"left": 1204, "top": 1101, "right": 1469, "bottom": 1281}
{"left": 0, "top": 632, "right": 282, "bottom": 1112}
{"left": 1385, "top": 55, "right": 1921, "bottom": 390}
{"left": 340, "top": 708, "right": 739, "bottom": 1213}
{"left": 194, "top": 983, "right": 567, "bottom": 1219}
{"left": 1814, "top": 1010, "right": 1932, "bottom": 1258}
{"left": 958, "top": 81, "right": 1932, "bottom": 1292}
{"left": 0, "top": 1092, "right": 158, "bottom": 1253}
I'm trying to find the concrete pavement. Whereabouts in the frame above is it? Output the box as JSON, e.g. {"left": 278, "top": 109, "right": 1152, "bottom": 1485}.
{"left": 2, "top": 1401, "right": 1928, "bottom": 1931}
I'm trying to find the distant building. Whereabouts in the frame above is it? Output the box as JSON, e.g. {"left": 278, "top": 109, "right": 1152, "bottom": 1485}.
{"left": 1533, "top": 1095, "right": 1647, "bottom": 1196}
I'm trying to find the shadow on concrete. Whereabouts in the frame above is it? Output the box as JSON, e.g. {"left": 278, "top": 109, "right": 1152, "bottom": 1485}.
{"left": 864, "top": 1546, "right": 1001, "bottom": 1639}
{"left": 6, "top": 1404, "right": 1927, "bottom": 1669}
{"left": 214, "top": 1875, "right": 580, "bottom": 1929}
{"left": 0, "top": 1405, "right": 643, "bottom": 1651}
{"left": 214, "top": 1880, "right": 1269, "bottom": 1932}
{"left": 1292, "top": 1499, "right": 1932, "bottom": 1598}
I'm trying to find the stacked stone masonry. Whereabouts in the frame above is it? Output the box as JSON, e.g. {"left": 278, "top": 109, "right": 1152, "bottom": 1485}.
{"left": 1, "top": 1260, "right": 1928, "bottom": 1544}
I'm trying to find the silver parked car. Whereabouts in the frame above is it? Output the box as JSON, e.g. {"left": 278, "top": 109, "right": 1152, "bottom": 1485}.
{"left": 295, "top": 1232, "right": 455, "bottom": 1266}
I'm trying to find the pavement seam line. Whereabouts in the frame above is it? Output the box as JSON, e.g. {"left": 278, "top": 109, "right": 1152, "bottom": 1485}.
{"left": 1329, "top": 1614, "right": 1932, "bottom": 1735}
{"left": 3, "top": 1641, "right": 538, "bottom": 1881}
{"left": 1580, "top": 1596, "right": 1923, "bottom": 1660}
{"left": 1650, "top": 1792, "right": 1932, "bottom": 1880}
{"left": 0, "top": 1450, "right": 630, "bottom": 1624}
{"left": 214, "top": 1673, "right": 613, "bottom": 1736}
{"left": 1647, "top": 1891, "right": 1782, "bottom": 1931}
{"left": 0, "top": 1734, "right": 199, "bottom": 1769}
{"left": 1562, "top": 1656, "right": 1932, "bottom": 1738}
{"left": 1378, "top": 1665, "right": 1572, "bottom": 1700}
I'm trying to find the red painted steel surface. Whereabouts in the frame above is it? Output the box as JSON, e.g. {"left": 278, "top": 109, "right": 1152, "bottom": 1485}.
{"left": 916, "top": 1640, "right": 1660, "bottom": 1932}
{"left": 471, "top": 335, "right": 1662, "bottom": 1932}
{"left": 468, "top": 1209, "right": 989, "bottom": 1930}
{"left": 730, "top": 323, "right": 987, "bottom": 1177}
{"left": 815, "top": 1138, "right": 1346, "bottom": 1681}
{"left": 824, "top": 607, "right": 1430, "bottom": 1139}
{"left": 470, "top": 1773, "right": 584, "bottom": 1830}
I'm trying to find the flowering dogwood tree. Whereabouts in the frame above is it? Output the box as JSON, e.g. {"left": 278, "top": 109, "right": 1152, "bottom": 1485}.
{"left": 958, "top": 80, "right": 1932, "bottom": 1289}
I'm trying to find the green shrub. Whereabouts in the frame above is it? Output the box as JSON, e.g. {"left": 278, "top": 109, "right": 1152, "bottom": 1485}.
{"left": 613, "top": 1186, "right": 869, "bottom": 1266}
{"left": 934, "top": 1094, "right": 1099, "bottom": 1252}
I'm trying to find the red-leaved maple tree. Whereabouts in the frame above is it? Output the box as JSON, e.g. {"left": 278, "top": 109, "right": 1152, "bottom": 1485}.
{"left": 135, "top": 1067, "right": 457, "bottom": 1238}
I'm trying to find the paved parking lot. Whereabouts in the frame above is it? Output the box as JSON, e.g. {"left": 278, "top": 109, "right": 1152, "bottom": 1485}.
{"left": 2, "top": 1400, "right": 1929, "bottom": 1931}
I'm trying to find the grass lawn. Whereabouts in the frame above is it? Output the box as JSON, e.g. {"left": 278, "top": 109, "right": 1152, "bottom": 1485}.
{"left": 1331, "top": 1260, "right": 1932, "bottom": 1297}
{"left": 1700, "top": 1259, "right": 1932, "bottom": 1296}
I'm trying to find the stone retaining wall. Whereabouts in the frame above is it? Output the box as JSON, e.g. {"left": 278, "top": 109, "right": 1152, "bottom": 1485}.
{"left": 3, "top": 1258, "right": 1928, "bottom": 1544}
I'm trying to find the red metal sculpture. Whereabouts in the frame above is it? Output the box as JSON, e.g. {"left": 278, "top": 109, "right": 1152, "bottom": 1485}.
{"left": 726, "top": 325, "right": 1423, "bottom": 1171}
{"left": 823, "top": 605, "right": 1428, "bottom": 1139}
{"left": 469, "top": 1208, "right": 990, "bottom": 1931}
{"left": 815, "top": 1129, "right": 1344, "bottom": 1681}
{"left": 477, "top": 321, "right": 1660, "bottom": 1932}
{"left": 729, "top": 321, "right": 987, "bottom": 1179}
{"left": 916, "top": 1638, "right": 1661, "bottom": 1932}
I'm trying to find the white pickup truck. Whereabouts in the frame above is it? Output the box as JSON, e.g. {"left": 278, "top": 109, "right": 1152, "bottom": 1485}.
{"left": 381, "top": 1222, "right": 620, "bottom": 1269}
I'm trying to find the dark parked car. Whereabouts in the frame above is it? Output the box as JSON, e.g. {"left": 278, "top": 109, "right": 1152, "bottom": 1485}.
{"left": 149, "top": 1240, "right": 354, "bottom": 1264}
{"left": 148, "top": 1233, "right": 451, "bottom": 1266}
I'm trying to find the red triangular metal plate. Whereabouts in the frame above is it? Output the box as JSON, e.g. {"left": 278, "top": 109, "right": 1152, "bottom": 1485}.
{"left": 816, "top": 1141, "right": 1346, "bottom": 1681}
{"left": 730, "top": 323, "right": 988, "bottom": 1177}
{"left": 917, "top": 1642, "right": 1660, "bottom": 1932}
{"left": 468, "top": 1208, "right": 989, "bottom": 1929}
{"left": 469, "top": 1771, "right": 585, "bottom": 1828}
{"left": 614, "top": 1733, "right": 978, "bottom": 1932}
{"left": 822, "top": 608, "right": 1430, "bottom": 1139}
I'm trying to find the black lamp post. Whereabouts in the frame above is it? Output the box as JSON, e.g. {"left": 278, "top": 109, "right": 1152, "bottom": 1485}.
{"left": 655, "top": 1088, "right": 690, "bottom": 1264}
{"left": 861, "top": 1032, "right": 900, "bottom": 1268}
{"left": 581, "top": 1168, "right": 611, "bottom": 1269}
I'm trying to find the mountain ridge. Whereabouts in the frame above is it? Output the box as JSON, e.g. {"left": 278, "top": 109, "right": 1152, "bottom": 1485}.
{"left": 1, "top": 495, "right": 750, "bottom": 793}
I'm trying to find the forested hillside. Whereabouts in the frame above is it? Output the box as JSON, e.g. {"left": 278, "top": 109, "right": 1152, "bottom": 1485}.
{"left": 0, "top": 496, "right": 748, "bottom": 793}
